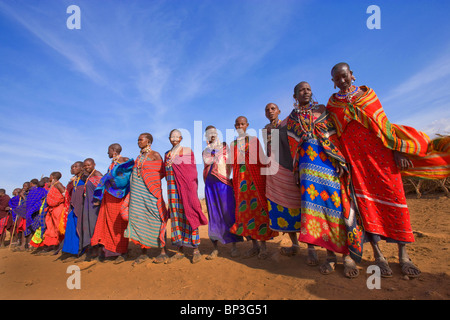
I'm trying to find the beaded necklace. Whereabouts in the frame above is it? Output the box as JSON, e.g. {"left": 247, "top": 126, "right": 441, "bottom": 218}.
{"left": 236, "top": 134, "right": 249, "bottom": 156}
{"left": 136, "top": 147, "right": 152, "bottom": 177}
{"left": 109, "top": 154, "right": 122, "bottom": 171}
{"left": 166, "top": 144, "right": 181, "bottom": 167}
{"left": 336, "top": 85, "right": 359, "bottom": 102}
{"left": 73, "top": 175, "right": 81, "bottom": 190}
{"left": 83, "top": 170, "right": 97, "bottom": 196}
{"left": 295, "top": 102, "right": 319, "bottom": 136}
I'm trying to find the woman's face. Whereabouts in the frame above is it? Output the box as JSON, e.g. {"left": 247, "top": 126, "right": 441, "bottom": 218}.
{"left": 169, "top": 131, "right": 182, "bottom": 147}
{"left": 235, "top": 117, "right": 249, "bottom": 136}
{"left": 332, "top": 66, "right": 354, "bottom": 92}
{"left": 205, "top": 128, "right": 217, "bottom": 144}
{"left": 295, "top": 82, "right": 312, "bottom": 106}
{"left": 107, "top": 147, "right": 116, "bottom": 159}
{"left": 72, "top": 163, "right": 83, "bottom": 175}
{"left": 265, "top": 103, "right": 280, "bottom": 122}
{"left": 138, "top": 134, "right": 150, "bottom": 150}
{"left": 84, "top": 160, "right": 95, "bottom": 174}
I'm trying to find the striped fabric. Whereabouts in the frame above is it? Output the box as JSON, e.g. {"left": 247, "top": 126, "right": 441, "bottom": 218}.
{"left": 328, "top": 88, "right": 450, "bottom": 180}
{"left": 327, "top": 86, "right": 430, "bottom": 157}
{"left": 165, "top": 165, "right": 200, "bottom": 248}
{"left": 404, "top": 151, "right": 450, "bottom": 180}
{"left": 403, "top": 136, "right": 450, "bottom": 180}
{"left": 266, "top": 162, "right": 302, "bottom": 232}
{"left": 432, "top": 136, "right": 450, "bottom": 153}
{"left": 125, "top": 166, "right": 167, "bottom": 248}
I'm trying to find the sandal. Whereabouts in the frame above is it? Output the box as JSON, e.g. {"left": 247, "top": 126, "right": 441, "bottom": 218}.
{"left": 400, "top": 259, "right": 421, "bottom": 278}
{"left": 243, "top": 247, "right": 259, "bottom": 259}
{"left": 153, "top": 253, "right": 169, "bottom": 264}
{"left": 319, "top": 257, "right": 337, "bottom": 275}
{"left": 132, "top": 254, "right": 148, "bottom": 266}
{"left": 375, "top": 257, "right": 393, "bottom": 278}
{"left": 113, "top": 254, "right": 127, "bottom": 265}
{"left": 166, "top": 252, "right": 185, "bottom": 264}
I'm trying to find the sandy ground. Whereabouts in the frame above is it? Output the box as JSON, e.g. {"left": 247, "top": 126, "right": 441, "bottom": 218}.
{"left": 0, "top": 193, "right": 449, "bottom": 301}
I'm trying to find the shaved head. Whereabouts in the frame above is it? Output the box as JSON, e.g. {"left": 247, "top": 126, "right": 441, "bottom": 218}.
{"left": 331, "top": 62, "right": 351, "bottom": 76}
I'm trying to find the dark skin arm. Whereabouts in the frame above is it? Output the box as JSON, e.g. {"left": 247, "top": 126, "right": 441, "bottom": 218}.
{"left": 54, "top": 181, "right": 65, "bottom": 194}
{"left": 149, "top": 150, "right": 162, "bottom": 161}
{"left": 93, "top": 170, "right": 103, "bottom": 177}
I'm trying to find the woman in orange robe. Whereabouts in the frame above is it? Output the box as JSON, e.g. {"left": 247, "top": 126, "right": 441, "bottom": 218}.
{"left": 41, "top": 172, "right": 65, "bottom": 249}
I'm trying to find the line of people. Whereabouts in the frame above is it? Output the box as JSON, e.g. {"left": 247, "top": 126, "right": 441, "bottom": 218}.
{"left": 2, "top": 62, "right": 449, "bottom": 279}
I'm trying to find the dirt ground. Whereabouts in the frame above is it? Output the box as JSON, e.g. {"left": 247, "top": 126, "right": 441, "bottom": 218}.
{"left": 0, "top": 193, "right": 449, "bottom": 301}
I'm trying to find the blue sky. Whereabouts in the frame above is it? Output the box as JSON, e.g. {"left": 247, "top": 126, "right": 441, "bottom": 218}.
{"left": 1, "top": 0, "right": 450, "bottom": 197}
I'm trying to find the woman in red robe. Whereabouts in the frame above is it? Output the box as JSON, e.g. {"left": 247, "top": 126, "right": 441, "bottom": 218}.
{"left": 326, "top": 62, "right": 427, "bottom": 278}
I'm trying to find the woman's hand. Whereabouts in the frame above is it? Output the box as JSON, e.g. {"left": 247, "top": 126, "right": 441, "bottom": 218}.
{"left": 394, "top": 151, "right": 413, "bottom": 171}
{"left": 335, "top": 164, "right": 344, "bottom": 178}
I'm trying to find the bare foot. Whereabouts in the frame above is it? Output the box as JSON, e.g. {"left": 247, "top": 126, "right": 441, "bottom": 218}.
{"left": 343, "top": 256, "right": 359, "bottom": 279}
{"left": 243, "top": 247, "right": 259, "bottom": 259}
{"left": 306, "top": 248, "right": 319, "bottom": 266}
{"left": 192, "top": 251, "right": 202, "bottom": 264}
{"left": 230, "top": 247, "right": 240, "bottom": 258}
{"left": 257, "top": 247, "right": 269, "bottom": 260}
{"left": 280, "top": 245, "right": 299, "bottom": 257}
{"left": 206, "top": 249, "right": 218, "bottom": 260}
